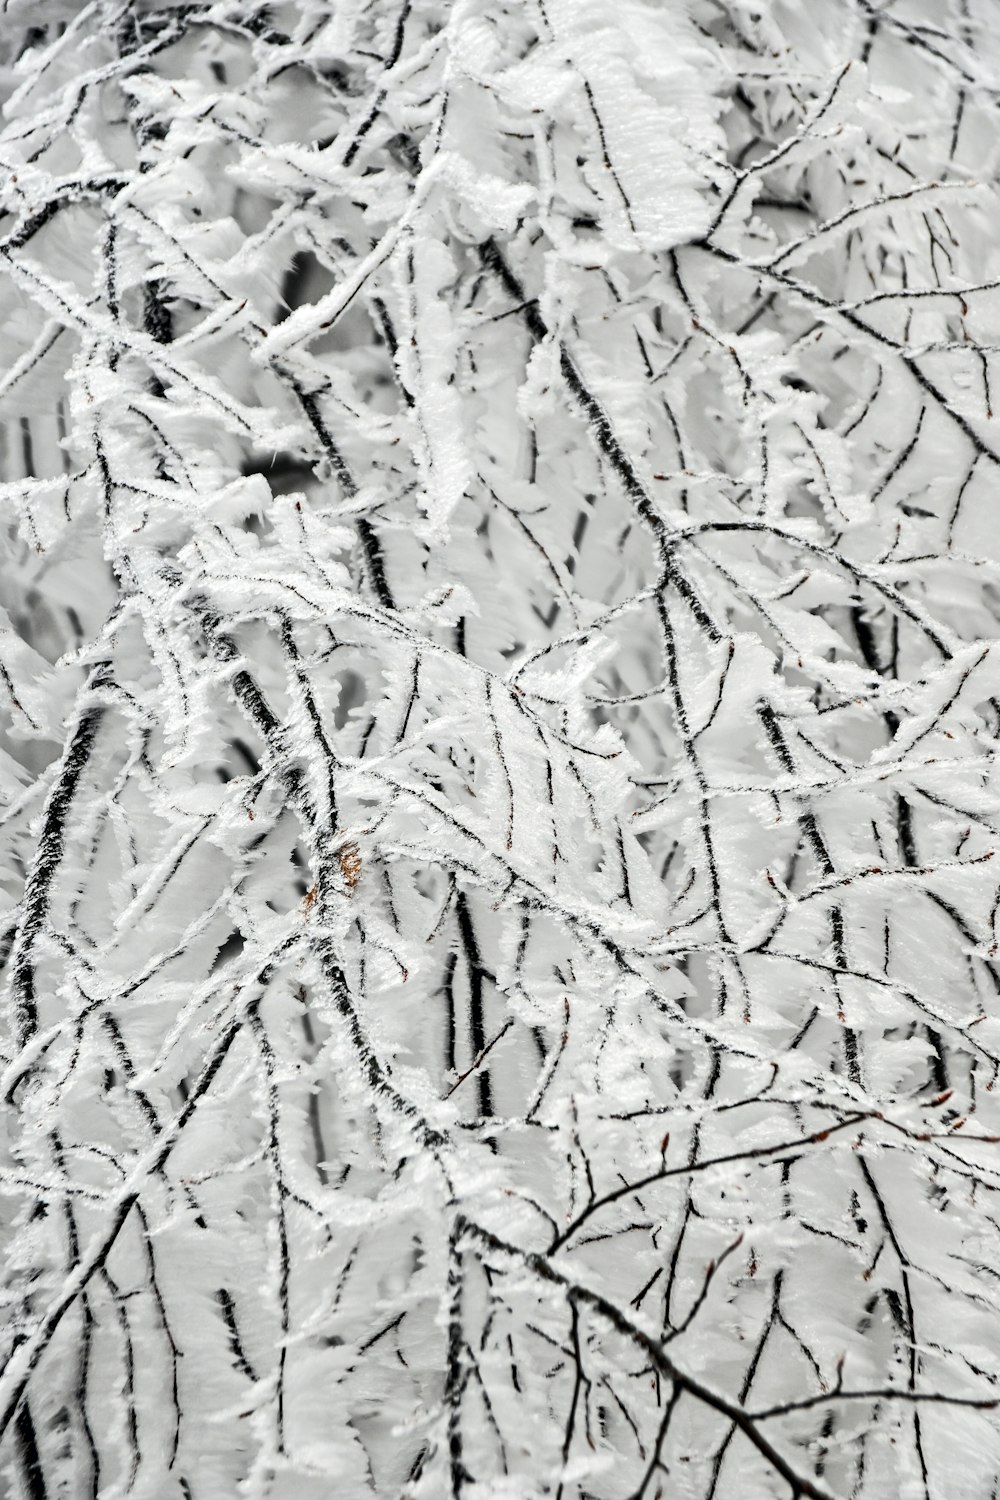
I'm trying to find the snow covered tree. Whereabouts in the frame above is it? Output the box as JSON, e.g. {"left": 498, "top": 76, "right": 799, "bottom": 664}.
{"left": 4, "top": 1, "right": 1000, "bottom": 1496}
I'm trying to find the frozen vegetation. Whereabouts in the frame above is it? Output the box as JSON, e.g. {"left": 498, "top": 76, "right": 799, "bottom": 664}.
{"left": 3, "top": 2, "right": 1000, "bottom": 1497}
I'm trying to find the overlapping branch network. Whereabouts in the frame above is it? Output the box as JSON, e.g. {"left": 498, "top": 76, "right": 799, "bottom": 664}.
{"left": 2, "top": 2, "right": 1000, "bottom": 1497}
